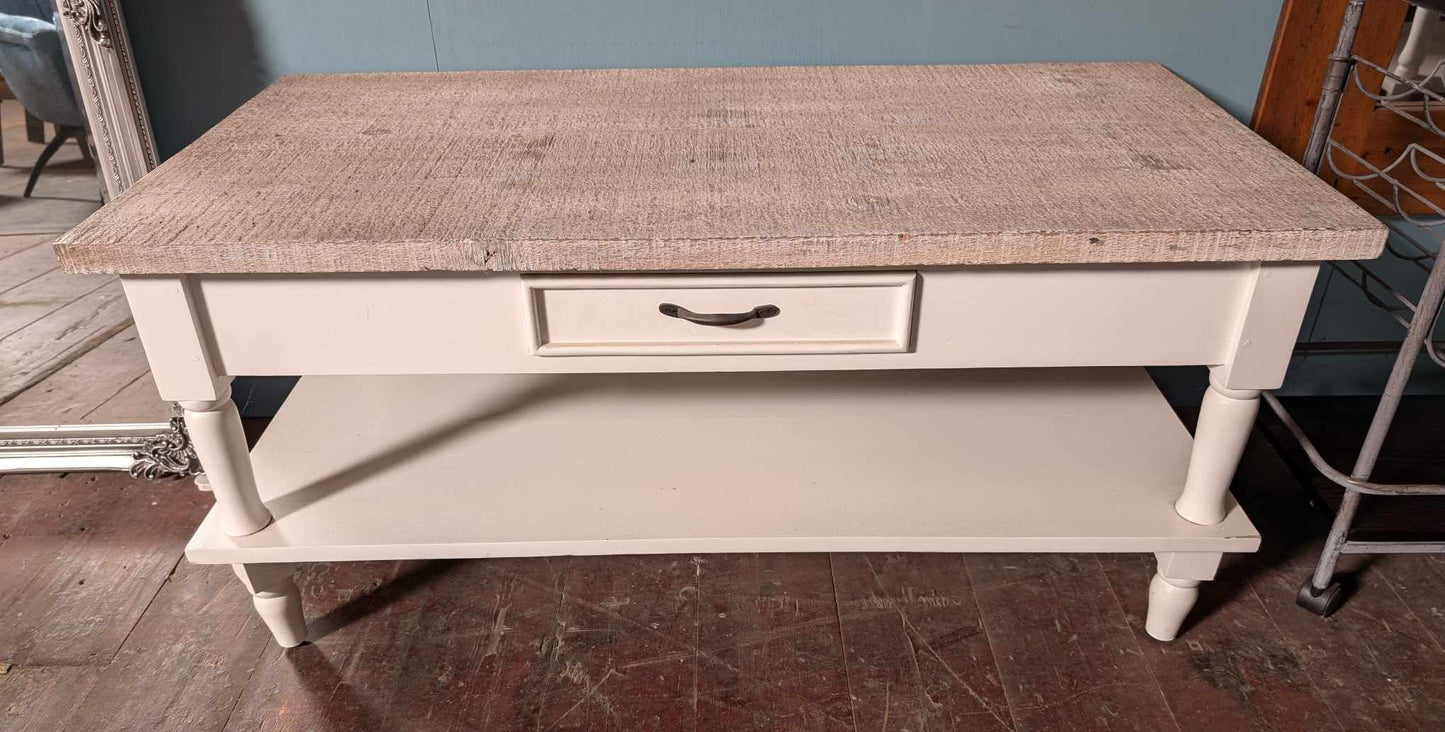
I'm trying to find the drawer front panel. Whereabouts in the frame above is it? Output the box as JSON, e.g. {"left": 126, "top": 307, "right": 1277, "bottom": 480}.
{"left": 524, "top": 272, "right": 917, "bottom": 356}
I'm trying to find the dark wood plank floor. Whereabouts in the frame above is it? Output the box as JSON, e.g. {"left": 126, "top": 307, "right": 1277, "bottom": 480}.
{"left": 3, "top": 394, "right": 1445, "bottom": 731}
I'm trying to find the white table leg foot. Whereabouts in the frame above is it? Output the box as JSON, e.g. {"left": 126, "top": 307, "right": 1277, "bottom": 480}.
{"left": 1146, "top": 552, "right": 1221, "bottom": 642}
{"left": 182, "top": 383, "right": 272, "bottom": 536}
{"left": 234, "top": 563, "right": 307, "bottom": 647}
{"left": 1176, "top": 369, "right": 1260, "bottom": 525}
{"left": 1146, "top": 571, "right": 1199, "bottom": 641}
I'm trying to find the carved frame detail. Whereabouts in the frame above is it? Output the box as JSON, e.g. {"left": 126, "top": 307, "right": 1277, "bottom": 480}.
{"left": 56, "top": 0, "right": 157, "bottom": 199}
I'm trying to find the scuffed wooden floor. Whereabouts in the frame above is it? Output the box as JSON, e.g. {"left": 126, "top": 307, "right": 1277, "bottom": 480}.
{"left": 0, "top": 99, "right": 164, "bottom": 423}
{"left": 3, "top": 397, "right": 1445, "bottom": 731}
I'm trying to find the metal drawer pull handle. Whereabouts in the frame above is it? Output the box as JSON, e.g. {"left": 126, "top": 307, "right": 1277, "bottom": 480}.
{"left": 658, "top": 303, "right": 780, "bottom": 326}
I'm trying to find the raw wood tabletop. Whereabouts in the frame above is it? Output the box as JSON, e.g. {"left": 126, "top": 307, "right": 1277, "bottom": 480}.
{"left": 55, "top": 62, "right": 1384, "bottom": 275}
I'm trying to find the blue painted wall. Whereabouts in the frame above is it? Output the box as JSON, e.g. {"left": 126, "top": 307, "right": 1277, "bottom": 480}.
{"left": 123, "top": 0, "right": 1282, "bottom": 158}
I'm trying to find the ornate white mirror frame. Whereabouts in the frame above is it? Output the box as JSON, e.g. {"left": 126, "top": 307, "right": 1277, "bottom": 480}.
{"left": 58, "top": 0, "right": 156, "bottom": 196}
{"left": 0, "top": 0, "right": 198, "bottom": 478}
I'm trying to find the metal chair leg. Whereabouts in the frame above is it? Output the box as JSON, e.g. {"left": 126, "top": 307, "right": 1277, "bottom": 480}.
{"left": 76, "top": 129, "right": 92, "bottom": 164}
{"left": 1298, "top": 488, "right": 1358, "bottom": 616}
{"left": 24, "top": 110, "right": 43, "bottom": 144}
{"left": 22, "top": 128, "right": 72, "bottom": 198}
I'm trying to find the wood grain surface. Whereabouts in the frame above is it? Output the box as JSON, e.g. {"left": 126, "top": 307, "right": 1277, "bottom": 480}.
{"left": 54, "top": 63, "right": 1383, "bottom": 275}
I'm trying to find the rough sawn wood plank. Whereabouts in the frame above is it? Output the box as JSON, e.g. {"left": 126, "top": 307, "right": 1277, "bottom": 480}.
{"left": 54, "top": 63, "right": 1383, "bottom": 275}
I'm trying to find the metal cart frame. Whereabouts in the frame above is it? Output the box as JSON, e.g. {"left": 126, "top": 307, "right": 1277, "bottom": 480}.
{"left": 1283, "top": 0, "right": 1445, "bottom": 615}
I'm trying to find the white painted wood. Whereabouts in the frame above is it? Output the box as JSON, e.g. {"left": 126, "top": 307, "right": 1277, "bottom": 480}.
{"left": 1176, "top": 369, "right": 1261, "bottom": 525}
{"left": 1146, "top": 572, "right": 1200, "bottom": 642}
{"left": 1154, "top": 551, "right": 1223, "bottom": 582}
{"left": 524, "top": 272, "right": 916, "bottom": 356}
{"left": 55, "top": 0, "right": 159, "bottom": 199}
{"left": 232, "top": 563, "right": 306, "bottom": 647}
{"left": 1213, "top": 262, "right": 1321, "bottom": 390}
{"left": 190, "top": 264, "right": 1252, "bottom": 375}
{"left": 183, "top": 384, "right": 272, "bottom": 537}
{"left": 120, "top": 277, "right": 222, "bottom": 401}
{"left": 124, "top": 261, "right": 1322, "bottom": 642}
{"left": 184, "top": 368, "right": 1259, "bottom": 564}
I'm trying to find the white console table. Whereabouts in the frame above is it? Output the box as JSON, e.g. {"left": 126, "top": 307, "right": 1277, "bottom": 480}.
{"left": 54, "top": 62, "right": 1384, "bottom": 647}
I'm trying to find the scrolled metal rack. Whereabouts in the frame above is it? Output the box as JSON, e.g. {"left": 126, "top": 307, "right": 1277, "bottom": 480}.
{"left": 1325, "top": 141, "right": 1445, "bottom": 225}
{"left": 1283, "top": 0, "right": 1445, "bottom": 619}
{"left": 1348, "top": 55, "right": 1445, "bottom": 135}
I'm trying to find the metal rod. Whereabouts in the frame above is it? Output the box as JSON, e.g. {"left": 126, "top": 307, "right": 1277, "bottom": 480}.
{"left": 1328, "top": 142, "right": 1445, "bottom": 223}
{"left": 1342, "top": 540, "right": 1445, "bottom": 554}
{"left": 1304, "top": 0, "right": 1368, "bottom": 172}
{"left": 1262, "top": 393, "right": 1445, "bottom": 496}
{"left": 1310, "top": 239, "right": 1445, "bottom": 589}
{"left": 1293, "top": 339, "right": 1445, "bottom": 353}
{"left": 1332, "top": 261, "right": 1417, "bottom": 324}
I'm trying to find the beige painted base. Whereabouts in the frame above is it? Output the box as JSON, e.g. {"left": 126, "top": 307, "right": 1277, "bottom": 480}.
{"left": 185, "top": 367, "right": 1258, "bottom": 564}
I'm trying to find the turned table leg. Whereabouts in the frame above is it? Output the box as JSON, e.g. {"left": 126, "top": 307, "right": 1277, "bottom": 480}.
{"left": 181, "top": 381, "right": 272, "bottom": 537}
{"left": 1150, "top": 367, "right": 1262, "bottom": 641}
{"left": 234, "top": 563, "right": 307, "bottom": 647}
{"left": 1175, "top": 369, "right": 1260, "bottom": 526}
{"left": 1147, "top": 574, "right": 1198, "bottom": 641}
{"left": 1145, "top": 551, "right": 1221, "bottom": 641}
{"left": 121, "top": 278, "right": 272, "bottom": 536}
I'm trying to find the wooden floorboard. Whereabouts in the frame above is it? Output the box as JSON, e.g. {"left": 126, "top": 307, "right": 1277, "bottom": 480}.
{"left": 1100, "top": 553, "right": 1342, "bottom": 732}
{"left": 221, "top": 561, "right": 433, "bottom": 731}
{"left": 1250, "top": 538, "right": 1445, "bottom": 732}
{"left": 967, "top": 553, "right": 1179, "bottom": 732}
{"left": 0, "top": 666, "right": 102, "bottom": 731}
{"left": 0, "top": 235, "right": 61, "bottom": 294}
{"left": 0, "top": 472, "right": 209, "bottom": 667}
{"left": 375, "top": 558, "right": 567, "bottom": 730}
{"left": 692, "top": 554, "right": 854, "bottom": 731}
{"left": 0, "top": 325, "right": 161, "bottom": 424}
{"left": 64, "top": 561, "right": 272, "bottom": 732}
{"left": 0, "top": 108, "right": 125, "bottom": 422}
{"left": 1373, "top": 554, "right": 1445, "bottom": 654}
{"left": 81, "top": 369, "right": 168, "bottom": 424}
{"left": 0, "top": 233, "right": 60, "bottom": 260}
{"left": 530, "top": 554, "right": 698, "bottom": 730}
{"left": 832, "top": 553, "right": 1011, "bottom": 731}
{"left": 0, "top": 267, "right": 114, "bottom": 341}
{"left": 0, "top": 279, "right": 132, "bottom": 405}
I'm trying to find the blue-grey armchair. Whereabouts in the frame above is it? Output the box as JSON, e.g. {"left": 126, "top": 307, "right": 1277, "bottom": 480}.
{"left": 0, "top": 1, "right": 52, "bottom": 19}
{"left": 0, "top": 9, "right": 88, "bottom": 197}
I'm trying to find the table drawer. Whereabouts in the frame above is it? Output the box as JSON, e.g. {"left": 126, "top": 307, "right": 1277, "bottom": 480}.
{"left": 523, "top": 272, "right": 917, "bottom": 356}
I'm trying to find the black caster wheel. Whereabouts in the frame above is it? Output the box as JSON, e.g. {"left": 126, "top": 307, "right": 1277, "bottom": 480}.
{"left": 1296, "top": 577, "right": 1345, "bottom": 617}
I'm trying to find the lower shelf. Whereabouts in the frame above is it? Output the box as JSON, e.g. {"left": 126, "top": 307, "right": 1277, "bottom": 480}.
{"left": 186, "top": 368, "right": 1260, "bottom": 564}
